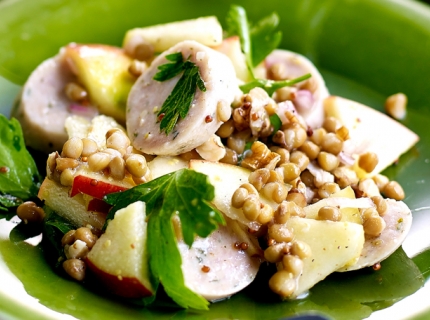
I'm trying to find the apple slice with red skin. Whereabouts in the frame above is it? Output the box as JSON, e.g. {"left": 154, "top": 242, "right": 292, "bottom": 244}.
{"left": 70, "top": 175, "right": 129, "bottom": 199}
{"left": 86, "top": 198, "right": 112, "bottom": 214}
{"left": 86, "top": 201, "right": 154, "bottom": 298}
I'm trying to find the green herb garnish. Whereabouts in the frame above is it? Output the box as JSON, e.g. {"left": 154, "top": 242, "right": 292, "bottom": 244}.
{"left": 240, "top": 73, "right": 312, "bottom": 96}
{"left": 104, "top": 169, "right": 224, "bottom": 310}
{"left": 226, "top": 5, "right": 282, "bottom": 78}
{"left": 43, "top": 206, "right": 75, "bottom": 268}
{"left": 250, "top": 12, "right": 282, "bottom": 67}
{"left": 269, "top": 113, "right": 282, "bottom": 133}
{"left": 0, "top": 115, "right": 41, "bottom": 212}
{"left": 153, "top": 52, "right": 206, "bottom": 135}
{"left": 226, "top": 6, "right": 310, "bottom": 95}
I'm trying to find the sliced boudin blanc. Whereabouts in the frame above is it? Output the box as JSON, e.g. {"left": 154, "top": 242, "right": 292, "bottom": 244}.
{"left": 338, "top": 199, "right": 413, "bottom": 271}
{"left": 178, "top": 217, "right": 261, "bottom": 301}
{"left": 11, "top": 50, "right": 93, "bottom": 152}
{"left": 127, "top": 40, "right": 238, "bottom": 156}
{"left": 265, "top": 49, "right": 329, "bottom": 128}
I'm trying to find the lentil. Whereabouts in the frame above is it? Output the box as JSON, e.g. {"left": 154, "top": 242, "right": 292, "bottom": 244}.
{"left": 217, "top": 100, "right": 231, "bottom": 122}
{"left": 216, "top": 119, "right": 235, "bottom": 138}
{"left": 75, "top": 227, "right": 98, "bottom": 249}
{"left": 270, "top": 146, "right": 290, "bottom": 165}
{"left": 358, "top": 152, "right": 379, "bottom": 173}
{"left": 62, "top": 137, "right": 83, "bottom": 159}
{"left": 309, "top": 128, "right": 326, "bottom": 146}
{"left": 317, "top": 182, "right": 340, "bottom": 199}
{"left": 323, "top": 116, "right": 341, "bottom": 133}
{"left": 63, "top": 259, "right": 86, "bottom": 281}
{"left": 242, "top": 196, "right": 261, "bottom": 221}
{"left": 128, "top": 60, "right": 147, "bottom": 77}
{"left": 106, "top": 131, "right": 130, "bottom": 156}
{"left": 88, "top": 152, "right": 111, "bottom": 172}
{"left": 231, "top": 187, "right": 249, "bottom": 208}
{"left": 290, "top": 240, "right": 312, "bottom": 259}
{"left": 385, "top": 93, "right": 407, "bottom": 120}
{"left": 317, "top": 151, "right": 340, "bottom": 172}
{"left": 16, "top": 201, "right": 45, "bottom": 224}
{"left": 383, "top": 181, "right": 405, "bottom": 200}
{"left": 109, "top": 156, "right": 126, "bottom": 180}
{"left": 125, "top": 154, "right": 148, "bottom": 178}
{"left": 286, "top": 192, "right": 307, "bottom": 208}
{"left": 56, "top": 157, "right": 79, "bottom": 172}
{"left": 268, "top": 224, "right": 293, "bottom": 243}
{"left": 371, "top": 195, "right": 388, "bottom": 216}
{"left": 317, "top": 206, "right": 342, "bottom": 221}
{"left": 269, "top": 270, "right": 296, "bottom": 297}
{"left": 61, "top": 230, "right": 76, "bottom": 247}
{"left": 262, "top": 181, "right": 289, "bottom": 203}
{"left": 282, "top": 254, "right": 304, "bottom": 276}
{"left": 248, "top": 168, "right": 270, "bottom": 191}
{"left": 60, "top": 168, "right": 75, "bottom": 187}
{"left": 220, "top": 147, "right": 238, "bottom": 165}
{"left": 363, "top": 215, "right": 386, "bottom": 236}
{"left": 65, "top": 82, "right": 88, "bottom": 102}
{"left": 320, "top": 133, "right": 343, "bottom": 155}
{"left": 299, "top": 140, "right": 320, "bottom": 160}
{"left": 264, "top": 243, "right": 289, "bottom": 263}
{"left": 257, "top": 203, "right": 274, "bottom": 224}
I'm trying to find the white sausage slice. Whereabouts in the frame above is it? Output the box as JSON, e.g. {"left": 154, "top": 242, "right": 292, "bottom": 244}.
{"left": 12, "top": 50, "right": 98, "bottom": 152}
{"left": 127, "top": 40, "right": 237, "bottom": 156}
{"left": 178, "top": 218, "right": 261, "bottom": 301}
{"left": 265, "top": 49, "right": 329, "bottom": 128}
{"left": 339, "top": 199, "right": 413, "bottom": 271}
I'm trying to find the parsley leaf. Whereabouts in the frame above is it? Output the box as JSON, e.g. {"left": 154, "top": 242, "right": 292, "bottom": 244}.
{"left": 104, "top": 169, "right": 224, "bottom": 310}
{"left": 154, "top": 53, "right": 206, "bottom": 135}
{"left": 269, "top": 113, "right": 282, "bottom": 133}
{"left": 226, "top": 5, "right": 254, "bottom": 78}
{"left": 0, "top": 115, "right": 41, "bottom": 210}
{"left": 250, "top": 12, "right": 282, "bottom": 66}
{"left": 240, "top": 73, "right": 312, "bottom": 96}
{"left": 226, "top": 5, "right": 282, "bottom": 75}
{"left": 153, "top": 52, "right": 185, "bottom": 81}
{"left": 225, "top": 6, "right": 309, "bottom": 96}
{"left": 42, "top": 206, "right": 75, "bottom": 268}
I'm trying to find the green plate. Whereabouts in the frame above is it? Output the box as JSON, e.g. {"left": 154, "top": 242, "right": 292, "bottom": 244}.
{"left": 1, "top": 0, "right": 430, "bottom": 319}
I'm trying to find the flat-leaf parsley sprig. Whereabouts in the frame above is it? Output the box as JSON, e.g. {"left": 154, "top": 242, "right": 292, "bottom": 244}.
{"left": 153, "top": 52, "right": 206, "bottom": 135}
{"left": 226, "top": 5, "right": 311, "bottom": 95}
{"left": 104, "top": 169, "right": 224, "bottom": 310}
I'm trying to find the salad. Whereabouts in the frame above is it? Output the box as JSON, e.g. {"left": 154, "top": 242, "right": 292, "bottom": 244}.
{"left": 0, "top": 3, "right": 424, "bottom": 317}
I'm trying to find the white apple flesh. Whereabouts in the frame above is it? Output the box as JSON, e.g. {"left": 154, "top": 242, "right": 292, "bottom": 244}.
{"left": 324, "top": 96, "right": 419, "bottom": 177}
{"left": 86, "top": 201, "right": 154, "bottom": 298}
{"left": 286, "top": 217, "right": 365, "bottom": 298}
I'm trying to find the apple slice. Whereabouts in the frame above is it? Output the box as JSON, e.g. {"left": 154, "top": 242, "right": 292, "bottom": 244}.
{"left": 86, "top": 198, "right": 112, "bottom": 214}
{"left": 324, "top": 96, "right": 419, "bottom": 177}
{"left": 123, "top": 16, "right": 223, "bottom": 54}
{"left": 86, "top": 201, "right": 154, "bottom": 298}
{"left": 65, "top": 115, "right": 125, "bottom": 150}
{"left": 38, "top": 178, "right": 107, "bottom": 230}
{"left": 213, "top": 36, "right": 250, "bottom": 82}
{"left": 148, "top": 156, "right": 188, "bottom": 179}
{"left": 189, "top": 160, "right": 280, "bottom": 228}
{"left": 286, "top": 217, "right": 364, "bottom": 298}
{"left": 304, "top": 186, "right": 366, "bottom": 224}
{"left": 70, "top": 175, "right": 129, "bottom": 199}
{"left": 63, "top": 43, "right": 135, "bottom": 123}
{"left": 338, "top": 199, "right": 412, "bottom": 271}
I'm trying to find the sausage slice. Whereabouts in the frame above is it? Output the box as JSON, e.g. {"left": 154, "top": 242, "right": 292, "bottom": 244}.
{"left": 127, "top": 40, "right": 237, "bottom": 156}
